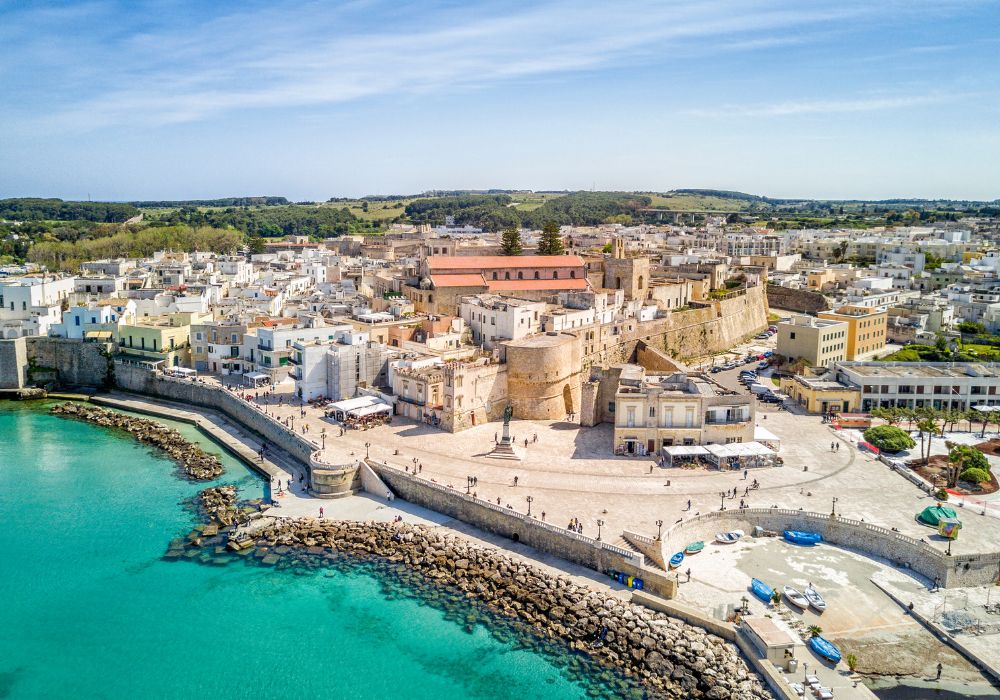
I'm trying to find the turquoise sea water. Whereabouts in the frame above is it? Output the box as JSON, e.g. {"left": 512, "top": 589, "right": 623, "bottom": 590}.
{"left": 0, "top": 403, "right": 637, "bottom": 700}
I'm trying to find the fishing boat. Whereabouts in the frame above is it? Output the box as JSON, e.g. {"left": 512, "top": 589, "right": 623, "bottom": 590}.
{"left": 804, "top": 585, "right": 827, "bottom": 612}
{"left": 714, "top": 530, "right": 744, "bottom": 544}
{"left": 809, "top": 635, "right": 842, "bottom": 664}
{"left": 783, "top": 530, "right": 823, "bottom": 546}
{"left": 669, "top": 551, "right": 685, "bottom": 569}
{"left": 750, "top": 578, "right": 773, "bottom": 602}
{"left": 685, "top": 541, "right": 705, "bottom": 555}
{"left": 783, "top": 585, "right": 809, "bottom": 609}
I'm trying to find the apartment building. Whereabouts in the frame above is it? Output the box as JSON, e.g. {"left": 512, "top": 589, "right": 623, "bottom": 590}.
{"left": 776, "top": 315, "right": 848, "bottom": 367}
{"left": 612, "top": 367, "right": 755, "bottom": 455}
{"left": 818, "top": 305, "right": 887, "bottom": 360}
{"left": 458, "top": 295, "right": 545, "bottom": 349}
{"left": 291, "top": 329, "right": 395, "bottom": 401}
{"left": 830, "top": 361, "right": 1000, "bottom": 411}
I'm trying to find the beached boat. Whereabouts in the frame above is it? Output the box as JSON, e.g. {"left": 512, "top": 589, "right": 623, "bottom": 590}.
{"left": 714, "top": 530, "right": 744, "bottom": 544}
{"left": 750, "top": 578, "right": 773, "bottom": 602}
{"left": 783, "top": 530, "right": 822, "bottom": 546}
{"left": 809, "top": 635, "right": 842, "bottom": 664}
{"left": 669, "top": 551, "right": 685, "bottom": 569}
{"left": 783, "top": 585, "right": 809, "bottom": 609}
{"left": 685, "top": 541, "right": 705, "bottom": 554}
{"left": 804, "top": 585, "right": 827, "bottom": 612}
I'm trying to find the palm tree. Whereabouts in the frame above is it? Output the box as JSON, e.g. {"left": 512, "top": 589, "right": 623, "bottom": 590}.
{"left": 916, "top": 417, "right": 941, "bottom": 465}
{"left": 807, "top": 625, "right": 823, "bottom": 638}
{"left": 770, "top": 590, "right": 782, "bottom": 608}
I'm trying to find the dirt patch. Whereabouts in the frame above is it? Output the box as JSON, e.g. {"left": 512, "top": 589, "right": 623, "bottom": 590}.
{"left": 975, "top": 439, "right": 1000, "bottom": 457}
{"left": 908, "top": 456, "right": 998, "bottom": 496}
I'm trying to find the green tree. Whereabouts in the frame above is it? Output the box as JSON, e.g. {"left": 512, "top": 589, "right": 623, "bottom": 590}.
{"left": 499, "top": 224, "right": 523, "bottom": 256}
{"left": 916, "top": 417, "right": 941, "bottom": 465}
{"left": 536, "top": 221, "right": 565, "bottom": 256}
{"left": 862, "top": 425, "right": 916, "bottom": 453}
{"left": 246, "top": 234, "right": 266, "bottom": 255}
{"left": 958, "top": 320, "right": 986, "bottom": 335}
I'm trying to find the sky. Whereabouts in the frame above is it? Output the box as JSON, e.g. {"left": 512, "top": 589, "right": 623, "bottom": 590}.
{"left": 1, "top": 0, "right": 999, "bottom": 201}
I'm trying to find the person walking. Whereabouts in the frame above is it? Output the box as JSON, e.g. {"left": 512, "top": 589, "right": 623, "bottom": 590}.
{"left": 743, "top": 469, "right": 748, "bottom": 480}
{"left": 936, "top": 663, "right": 943, "bottom": 680}
{"left": 513, "top": 475, "right": 519, "bottom": 487}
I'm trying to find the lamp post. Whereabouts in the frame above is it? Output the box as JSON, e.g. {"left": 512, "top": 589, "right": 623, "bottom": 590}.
{"left": 741, "top": 596, "right": 749, "bottom": 615}
{"left": 321, "top": 429, "right": 326, "bottom": 450}
{"left": 719, "top": 491, "right": 727, "bottom": 511}
{"left": 947, "top": 538, "right": 953, "bottom": 556}
{"left": 656, "top": 519, "right": 664, "bottom": 540}
{"left": 365, "top": 442, "right": 371, "bottom": 459}
{"left": 597, "top": 518, "right": 605, "bottom": 541}
{"left": 526, "top": 495, "right": 534, "bottom": 516}
{"left": 831, "top": 497, "right": 839, "bottom": 517}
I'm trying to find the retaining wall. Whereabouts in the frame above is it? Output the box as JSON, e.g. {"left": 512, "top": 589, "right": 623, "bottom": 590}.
{"left": 369, "top": 460, "right": 680, "bottom": 598}
{"left": 0, "top": 338, "right": 27, "bottom": 389}
{"left": 664, "top": 508, "right": 1000, "bottom": 588}
{"left": 114, "top": 362, "right": 358, "bottom": 496}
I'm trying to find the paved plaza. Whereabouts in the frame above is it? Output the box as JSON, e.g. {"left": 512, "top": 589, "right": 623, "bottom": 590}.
{"left": 214, "top": 373, "right": 1000, "bottom": 556}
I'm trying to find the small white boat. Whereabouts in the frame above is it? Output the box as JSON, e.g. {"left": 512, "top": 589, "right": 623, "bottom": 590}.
{"left": 783, "top": 585, "right": 809, "bottom": 609}
{"left": 804, "top": 585, "right": 827, "bottom": 613}
{"left": 714, "top": 530, "right": 744, "bottom": 544}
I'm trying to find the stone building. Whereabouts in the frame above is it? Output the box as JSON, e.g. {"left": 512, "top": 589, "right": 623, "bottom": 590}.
{"left": 776, "top": 314, "right": 848, "bottom": 368}
{"left": 504, "top": 331, "right": 582, "bottom": 420}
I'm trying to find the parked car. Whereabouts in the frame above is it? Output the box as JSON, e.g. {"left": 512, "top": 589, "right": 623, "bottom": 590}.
{"left": 768, "top": 325, "right": 778, "bottom": 332}
{"left": 757, "top": 361, "right": 770, "bottom": 370}
{"left": 710, "top": 366, "right": 723, "bottom": 373}
{"left": 763, "top": 351, "right": 774, "bottom": 358}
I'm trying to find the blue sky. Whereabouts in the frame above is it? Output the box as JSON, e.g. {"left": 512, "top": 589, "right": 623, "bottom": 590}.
{"left": 1, "top": 0, "right": 998, "bottom": 201}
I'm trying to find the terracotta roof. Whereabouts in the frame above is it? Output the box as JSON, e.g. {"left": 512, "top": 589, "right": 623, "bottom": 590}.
{"left": 430, "top": 274, "right": 487, "bottom": 288}
{"left": 428, "top": 255, "right": 585, "bottom": 270}
{"left": 259, "top": 318, "right": 298, "bottom": 327}
{"left": 487, "top": 278, "right": 590, "bottom": 292}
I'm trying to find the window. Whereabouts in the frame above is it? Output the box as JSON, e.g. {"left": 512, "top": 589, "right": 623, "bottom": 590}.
{"left": 649, "top": 407, "right": 655, "bottom": 418}
{"left": 790, "top": 332, "right": 796, "bottom": 340}
{"left": 552, "top": 271, "right": 558, "bottom": 279}
{"left": 570, "top": 271, "right": 576, "bottom": 278}
{"left": 74, "top": 316, "right": 80, "bottom": 326}
{"left": 505, "top": 272, "right": 510, "bottom": 280}
{"left": 492, "top": 272, "right": 498, "bottom": 280}
{"left": 534, "top": 271, "right": 540, "bottom": 279}
{"left": 608, "top": 401, "right": 615, "bottom": 413}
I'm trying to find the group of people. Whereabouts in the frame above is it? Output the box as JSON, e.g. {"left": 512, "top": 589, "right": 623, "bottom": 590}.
{"left": 567, "top": 517, "right": 584, "bottom": 534}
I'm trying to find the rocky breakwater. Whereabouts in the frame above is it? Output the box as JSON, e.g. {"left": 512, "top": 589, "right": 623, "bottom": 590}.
{"left": 50, "top": 403, "right": 224, "bottom": 480}
{"left": 238, "top": 518, "right": 771, "bottom": 700}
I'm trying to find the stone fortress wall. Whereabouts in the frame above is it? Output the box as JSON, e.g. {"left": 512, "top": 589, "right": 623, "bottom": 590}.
{"left": 0, "top": 337, "right": 27, "bottom": 389}
{"left": 665, "top": 507, "right": 1000, "bottom": 589}
{"left": 369, "top": 459, "right": 680, "bottom": 599}
{"left": 505, "top": 331, "right": 582, "bottom": 420}
{"left": 114, "top": 362, "right": 360, "bottom": 497}
{"left": 0, "top": 336, "right": 111, "bottom": 390}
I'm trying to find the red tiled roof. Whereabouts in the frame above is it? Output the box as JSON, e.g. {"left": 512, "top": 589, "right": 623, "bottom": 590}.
{"left": 487, "top": 278, "right": 590, "bottom": 292}
{"left": 428, "top": 255, "right": 585, "bottom": 270}
{"left": 430, "top": 274, "right": 487, "bottom": 288}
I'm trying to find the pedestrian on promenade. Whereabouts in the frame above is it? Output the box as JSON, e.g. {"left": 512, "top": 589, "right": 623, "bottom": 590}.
{"left": 319, "top": 507, "right": 324, "bottom": 518}
{"left": 513, "top": 475, "right": 519, "bottom": 486}
{"left": 494, "top": 432, "right": 498, "bottom": 443}
{"left": 936, "top": 663, "right": 943, "bottom": 680}
{"left": 687, "top": 499, "right": 692, "bottom": 510}
{"left": 743, "top": 469, "right": 748, "bottom": 480}
{"left": 685, "top": 568, "right": 691, "bottom": 582}
{"left": 831, "top": 442, "right": 835, "bottom": 451}
{"left": 533, "top": 433, "right": 537, "bottom": 443}
{"left": 541, "top": 511, "right": 545, "bottom": 521}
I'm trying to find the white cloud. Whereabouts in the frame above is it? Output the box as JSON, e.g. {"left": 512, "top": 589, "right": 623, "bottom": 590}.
{"left": 32, "top": 0, "right": 891, "bottom": 130}
{"left": 685, "top": 93, "right": 966, "bottom": 118}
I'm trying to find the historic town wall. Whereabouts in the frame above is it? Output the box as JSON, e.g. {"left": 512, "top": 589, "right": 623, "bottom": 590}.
{"left": 765, "top": 284, "right": 830, "bottom": 314}
{"left": 114, "top": 362, "right": 358, "bottom": 496}
{"left": 24, "top": 337, "right": 113, "bottom": 387}
{"left": 369, "top": 460, "right": 680, "bottom": 599}
{"left": 0, "top": 338, "right": 27, "bottom": 389}
{"left": 665, "top": 508, "right": 1000, "bottom": 588}
{"left": 505, "top": 332, "right": 582, "bottom": 420}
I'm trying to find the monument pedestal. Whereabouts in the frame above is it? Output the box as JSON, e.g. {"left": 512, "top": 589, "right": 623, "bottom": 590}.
{"left": 487, "top": 437, "right": 524, "bottom": 461}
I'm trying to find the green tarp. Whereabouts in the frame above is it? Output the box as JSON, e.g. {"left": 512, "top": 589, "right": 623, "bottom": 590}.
{"left": 917, "top": 505, "right": 958, "bottom": 527}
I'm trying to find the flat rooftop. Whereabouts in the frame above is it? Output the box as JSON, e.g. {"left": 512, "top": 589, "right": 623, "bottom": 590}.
{"left": 839, "top": 362, "right": 1000, "bottom": 379}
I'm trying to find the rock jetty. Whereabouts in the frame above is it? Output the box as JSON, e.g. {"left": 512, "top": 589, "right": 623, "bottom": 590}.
{"left": 219, "top": 517, "right": 771, "bottom": 700}
{"left": 51, "top": 403, "right": 224, "bottom": 480}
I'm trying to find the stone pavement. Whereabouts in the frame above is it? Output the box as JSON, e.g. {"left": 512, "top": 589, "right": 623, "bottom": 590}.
{"left": 210, "top": 377, "right": 1000, "bottom": 557}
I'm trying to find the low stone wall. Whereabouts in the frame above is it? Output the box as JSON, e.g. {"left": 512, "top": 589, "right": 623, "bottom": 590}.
{"left": 114, "top": 362, "right": 358, "bottom": 495}
{"left": 664, "top": 508, "right": 1000, "bottom": 588}
{"left": 369, "top": 460, "right": 680, "bottom": 598}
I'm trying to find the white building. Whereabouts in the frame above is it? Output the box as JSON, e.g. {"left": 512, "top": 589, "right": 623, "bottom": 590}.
{"left": 0, "top": 276, "right": 75, "bottom": 338}
{"left": 459, "top": 295, "right": 545, "bottom": 350}
{"left": 291, "top": 329, "right": 396, "bottom": 400}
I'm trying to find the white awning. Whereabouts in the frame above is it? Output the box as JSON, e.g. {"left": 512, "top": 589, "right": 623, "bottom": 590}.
{"left": 243, "top": 371, "right": 269, "bottom": 381}
{"left": 754, "top": 426, "right": 781, "bottom": 444}
{"left": 330, "top": 395, "right": 383, "bottom": 412}
{"left": 705, "top": 441, "right": 774, "bottom": 458}
{"left": 971, "top": 405, "right": 1000, "bottom": 413}
{"left": 166, "top": 367, "right": 197, "bottom": 376}
{"left": 350, "top": 403, "right": 392, "bottom": 417}
{"left": 662, "top": 445, "right": 710, "bottom": 456}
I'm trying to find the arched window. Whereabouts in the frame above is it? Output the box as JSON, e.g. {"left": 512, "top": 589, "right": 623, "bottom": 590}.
{"left": 505, "top": 271, "right": 511, "bottom": 280}
{"left": 552, "top": 271, "right": 558, "bottom": 279}
{"left": 534, "top": 271, "right": 540, "bottom": 279}
{"left": 428, "top": 294, "right": 434, "bottom": 303}
{"left": 492, "top": 272, "right": 498, "bottom": 280}
{"left": 517, "top": 271, "right": 523, "bottom": 279}
{"left": 638, "top": 275, "right": 644, "bottom": 288}
{"left": 570, "top": 270, "right": 576, "bottom": 278}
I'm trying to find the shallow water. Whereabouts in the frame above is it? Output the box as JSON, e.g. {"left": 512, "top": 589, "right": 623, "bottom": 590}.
{"left": 0, "top": 402, "right": 638, "bottom": 699}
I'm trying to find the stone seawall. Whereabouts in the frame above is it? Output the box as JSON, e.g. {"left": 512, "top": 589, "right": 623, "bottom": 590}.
{"left": 114, "top": 363, "right": 360, "bottom": 497}
{"left": 370, "top": 460, "right": 681, "bottom": 599}
{"left": 208, "top": 515, "right": 771, "bottom": 700}
{"left": 0, "top": 338, "right": 27, "bottom": 389}
{"left": 664, "top": 508, "right": 1000, "bottom": 589}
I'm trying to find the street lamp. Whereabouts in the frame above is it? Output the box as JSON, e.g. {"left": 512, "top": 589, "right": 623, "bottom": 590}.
{"left": 831, "top": 497, "right": 839, "bottom": 517}
{"left": 656, "top": 519, "right": 664, "bottom": 540}
{"left": 365, "top": 442, "right": 371, "bottom": 459}
{"left": 321, "top": 429, "right": 326, "bottom": 450}
{"left": 947, "top": 538, "right": 953, "bottom": 556}
{"left": 597, "top": 518, "right": 605, "bottom": 541}
{"left": 526, "top": 495, "right": 534, "bottom": 516}
{"left": 719, "top": 491, "right": 727, "bottom": 511}
{"left": 741, "top": 596, "right": 749, "bottom": 615}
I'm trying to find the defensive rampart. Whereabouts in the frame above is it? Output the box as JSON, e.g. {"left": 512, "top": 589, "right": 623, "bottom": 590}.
{"left": 369, "top": 459, "right": 679, "bottom": 598}
{"left": 765, "top": 285, "right": 830, "bottom": 314}
{"left": 665, "top": 508, "right": 1000, "bottom": 588}
{"left": 114, "top": 362, "right": 359, "bottom": 496}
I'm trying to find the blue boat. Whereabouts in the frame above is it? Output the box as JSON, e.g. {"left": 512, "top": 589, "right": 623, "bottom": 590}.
{"left": 809, "top": 635, "right": 842, "bottom": 664}
{"left": 669, "top": 551, "right": 685, "bottom": 569}
{"left": 784, "top": 530, "right": 823, "bottom": 546}
{"left": 750, "top": 578, "right": 773, "bottom": 602}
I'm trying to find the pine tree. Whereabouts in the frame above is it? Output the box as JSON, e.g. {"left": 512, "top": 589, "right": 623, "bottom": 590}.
{"left": 537, "top": 221, "right": 564, "bottom": 256}
{"left": 500, "top": 224, "right": 523, "bottom": 256}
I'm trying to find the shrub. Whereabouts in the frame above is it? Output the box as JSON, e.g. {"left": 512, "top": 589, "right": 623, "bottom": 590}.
{"left": 949, "top": 444, "right": 990, "bottom": 472}
{"left": 960, "top": 468, "right": 991, "bottom": 485}
{"left": 863, "top": 425, "right": 916, "bottom": 453}
{"left": 936, "top": 488, "right": 950, "bottom": 501}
